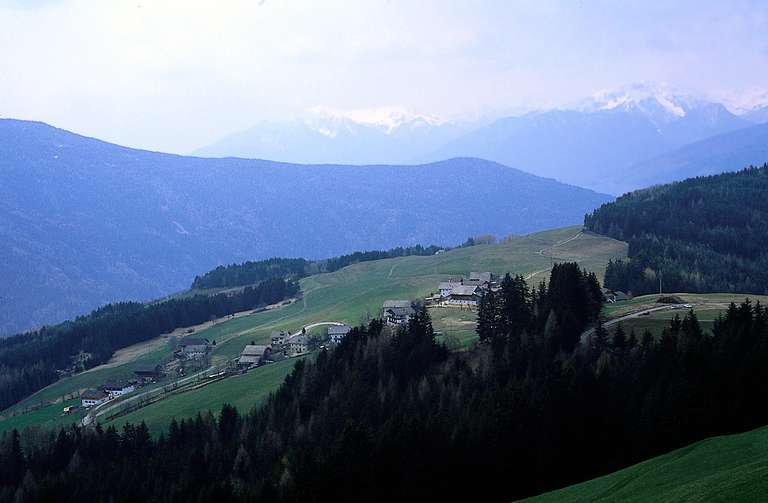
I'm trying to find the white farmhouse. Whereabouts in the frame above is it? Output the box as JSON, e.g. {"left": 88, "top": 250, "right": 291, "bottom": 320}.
{"left": 81, "top": 389, "right": 109, "bottom": 408}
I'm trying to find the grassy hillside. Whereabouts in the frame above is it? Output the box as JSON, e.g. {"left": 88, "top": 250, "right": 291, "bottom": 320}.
{"left": 0, "top": 226, "right": 626, "bottom": 435}
{"left": 523, "top": 425, "right": 768, "bottom": 502}
{"left": 603, "top": 292, "right": 768, "bottom": 337}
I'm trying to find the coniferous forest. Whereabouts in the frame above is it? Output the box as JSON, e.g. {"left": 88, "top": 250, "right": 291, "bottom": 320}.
{"left": 585, "top": 164, "right": 768, "bottom": 295}
{"left": 0, "top": 278, "right": 296, "bottom": 412}
{"left": 191, "top": 244, "right": 443, "bottom": 290}
{"left": 2, "top": 264, "right": 767, "bottom": 502}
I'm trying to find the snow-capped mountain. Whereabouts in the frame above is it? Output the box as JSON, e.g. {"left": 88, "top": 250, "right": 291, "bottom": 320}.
{"left": 193, "top": 107, "right": 472, "bottom": 164}
{"left": 429, "top": 83, "right": 752, "bottom": 194}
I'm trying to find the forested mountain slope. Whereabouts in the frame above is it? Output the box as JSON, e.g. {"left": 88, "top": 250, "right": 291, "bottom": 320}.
{"left": 585, "top": 165, "right": 768, "bottom": 295}
{"left": 623, "top": 122, "right": 768, "bottom": 190}
{"left": 0, "top": 118, "right": 610, "bottom": 335}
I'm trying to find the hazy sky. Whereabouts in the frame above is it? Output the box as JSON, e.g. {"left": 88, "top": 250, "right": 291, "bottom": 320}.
{"left": 1, "top": 0, "right": 767, "bottom": 153}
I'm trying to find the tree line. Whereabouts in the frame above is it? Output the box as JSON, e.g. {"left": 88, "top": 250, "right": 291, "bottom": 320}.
{"left": 585, "top": 164, "right": 768, "bottom": 295}
{"left": 191, "top": 244, "right": 444, "bottom": 290}
{"left": 0, "top": 278, "right": 296, "bottom": 412}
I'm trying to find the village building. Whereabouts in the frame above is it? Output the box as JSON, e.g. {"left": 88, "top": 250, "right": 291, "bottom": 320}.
{"left": 469, "top": 271, "right": 493, "bottom": 284}
{"left": 328, "top": 324, "right": 352, "bottom": 344}
{"left": 270, "top": 330, "right": 290, "bottom": 348}
{"left": 287, "top": 335, "right": 310, "bottom": 355}
{"left": 238, "top": 344, "right": 272, "bottom": 367}
{"left": 446, "top": 285, "right": 482, "bottom": 306}
{"left": 81, "top": 389, "right": 109, "bottom": 408}
{"left": 382, "top": 300, "right": 415, "bottom": 326}
{"left": 102, "top": 380, "right": 135, "bottom": 398}
{"left": 438, "top": 281, "right": 463, "bottom": 298}
{"left": 133, "top": 363, "right": 162, "bottom": 382}
{"left": 178, "top": 337, "right": 211, "bottom": 359}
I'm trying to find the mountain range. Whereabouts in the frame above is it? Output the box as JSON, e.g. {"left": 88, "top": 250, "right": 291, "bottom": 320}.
{"left": 0, "top": 118, "right": 610, "bottom": 336}
{"left": 197, "top": 84, "right": 768, "bottom": 194}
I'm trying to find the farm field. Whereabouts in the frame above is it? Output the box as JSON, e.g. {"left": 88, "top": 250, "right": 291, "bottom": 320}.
{"left": 104, "top": 357, "right": 304, "bottom": 436}
{"left": 523, "top": 424, "right": 768, "bottom": 503}
{"left": 0, "top": 225, "right": 626, "bottom": 434}
{"left": 603, "top": 292, "right": 768, "bottom": 337}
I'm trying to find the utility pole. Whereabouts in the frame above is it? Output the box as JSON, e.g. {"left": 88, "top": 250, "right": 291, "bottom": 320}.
{"left": 659, "top": 271, "right": 663, "bottom": 295}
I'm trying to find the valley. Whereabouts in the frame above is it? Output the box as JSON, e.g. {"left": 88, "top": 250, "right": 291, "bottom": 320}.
{"left": 0, "top": 225, "right": 627, "bottom": 435}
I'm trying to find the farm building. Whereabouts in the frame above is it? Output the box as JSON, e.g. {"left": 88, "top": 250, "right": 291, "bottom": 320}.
{"left": 102, "top": 380, "right": 135, "bottom": 398}
{"left": 238, "top": 345, "right": 272, "bottom": 367}
{"left": 178, "top": 337, "right": 211, "bottom": 358}
{"left": 469, "top": 271, "right": 493, "bottom": 284}
{"left": 81, "top": 389, "right": 109, "bottom": 408}
{"left": 133, "top": 363, "right": 162, "bottom": 381}
{"left": 287, "top": 335, "right": 310, "bottom": 355}
{"left": 438, "top": 281, "right": 463, "bottom": 298}
{"left": 271, "top": 330, "right": 289, "bottom": 348}
{"left": 446, "top": 285, "right": 481, "bottom": 306}
{"left": 328, "top": 324, "right": 352, "bottom": 344}
{"left": 382, "top": 300, "right": 415, "bottom": 326}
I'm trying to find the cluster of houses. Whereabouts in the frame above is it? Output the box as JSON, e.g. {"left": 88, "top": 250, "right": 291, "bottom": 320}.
{"left": 236, "top": 324, "right": 353, "bottom": 370}
{"left": 434, "top": 271, "right": 495, "bottom": 307}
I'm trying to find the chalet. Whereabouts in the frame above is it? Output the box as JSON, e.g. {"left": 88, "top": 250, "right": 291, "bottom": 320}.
{"left": 446, "top": 285, "right": 481, "bottom": 306}
{"left": 288, "top": 335, "right": 310, "bottom": 355}
{"left": 271, "top": 330, "right": 290, "bottom": 348}
{"left": 134, "top": 363, "right": 162, "bottom": 381}
{"left": 328, "top": 324, "right": 352, "bottom": 344}
{"left": 81, "top": 389, "right": 109, "bottom": 408}
{"left": 601, "top": 288, "right": 629, "bottom": 303}
{"left": 438, "top": 281, "right": 462, "bottom": 298}
{"left": 178, "top": 337, "right": 211, "bottom": 358}
{"left": 238, "top": 345, "right": 272, "bottom": 367}
{"left": 382, "top": 300, "right": 415, "bottom": 326}
{"left": 102, "top": 380, "right": 135, "bottom": 398}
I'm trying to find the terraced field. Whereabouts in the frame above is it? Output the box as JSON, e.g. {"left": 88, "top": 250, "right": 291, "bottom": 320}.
{"left": 0, "top": 226, "right": 627, "bottom": 435}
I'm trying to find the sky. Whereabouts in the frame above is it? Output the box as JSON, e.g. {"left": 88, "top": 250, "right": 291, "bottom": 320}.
{"left": 1, "top": 0, "right": 767, "bottom": 153}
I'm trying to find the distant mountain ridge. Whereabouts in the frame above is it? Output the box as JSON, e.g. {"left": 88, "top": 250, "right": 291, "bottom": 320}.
{"left": 0, "top": 118, "right": 610, "bottom": 336}
{"left": 198, "top": 84, "right": 760, "bottom": 194}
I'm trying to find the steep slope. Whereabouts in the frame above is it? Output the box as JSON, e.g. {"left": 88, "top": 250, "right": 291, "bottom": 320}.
{"left": 524, "top": 425, "right": 768, "bottom": 502}
{"left": 623, "top": 122, "right": 768, "bottom": 190}
{"left": 0, "top": 119, "right": 611, "bottom": 335}
{"left": 430, "top": 85, "right": 750, "bottom": 194}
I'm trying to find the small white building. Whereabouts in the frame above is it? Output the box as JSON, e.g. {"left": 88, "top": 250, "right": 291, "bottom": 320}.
{"left": 328, "top": 324, "right": 352, "bottom": 344}
{"left": 102, "top": 381, "right": 135, "bottom": 398}
{"left": 81, "top": 389, "right": 109, "bottom": 408}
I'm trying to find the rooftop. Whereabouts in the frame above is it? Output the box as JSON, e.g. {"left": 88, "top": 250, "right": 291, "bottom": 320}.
{"left": 450, "top": 285, "right": 479, "bottom": 296}
{"left": 383, "top": 300, "right": 412, "bottom": 309}
{"left": 81, "top": 389, "right": 108, "bottom": 400}
{"left": 241, "top": 344, "right": 270, "bottom": 356}
{"left": 328, "top": 324, "right": 351, "bottom": 336}
{"left": 179, "top": 337, "right": 210, "bottom": 346}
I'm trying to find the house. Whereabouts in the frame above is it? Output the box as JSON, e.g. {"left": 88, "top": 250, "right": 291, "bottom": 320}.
{"left": 102, "top": 380, "right": 135, "bottom": 398}
{"left": 382, "top": 300, "right": 415, "bottom": 326}
{"left": 287, "top": 335, "right": 310, "bottom": 355}
{"left": 133, "top": 363, "right": 162, "bottom": 381}
{"left": 328, "top": 324, "right": 352, "bottom": 344}
{"left": 446, "top": 285, "right": 481, "bottom": 306}
{"left": 270, "top": 330, "right": 289, "bottom": 348}
{"left": 238, "top": 345, "right": 272, "bottom": 367}
{"left": 178, "top": 337, "right": 211, "bottom": 358}
{"left": 601, "top": 288, "right": 629, "bottom": 303}
{"left": 469, "top": 271, "right": 492, "bottom": 284}
{"left": 438, "top": 281, "right": 462, "bottom": 298}
{"left": 81, "top": 389, "right": 109, "bottom": 408}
